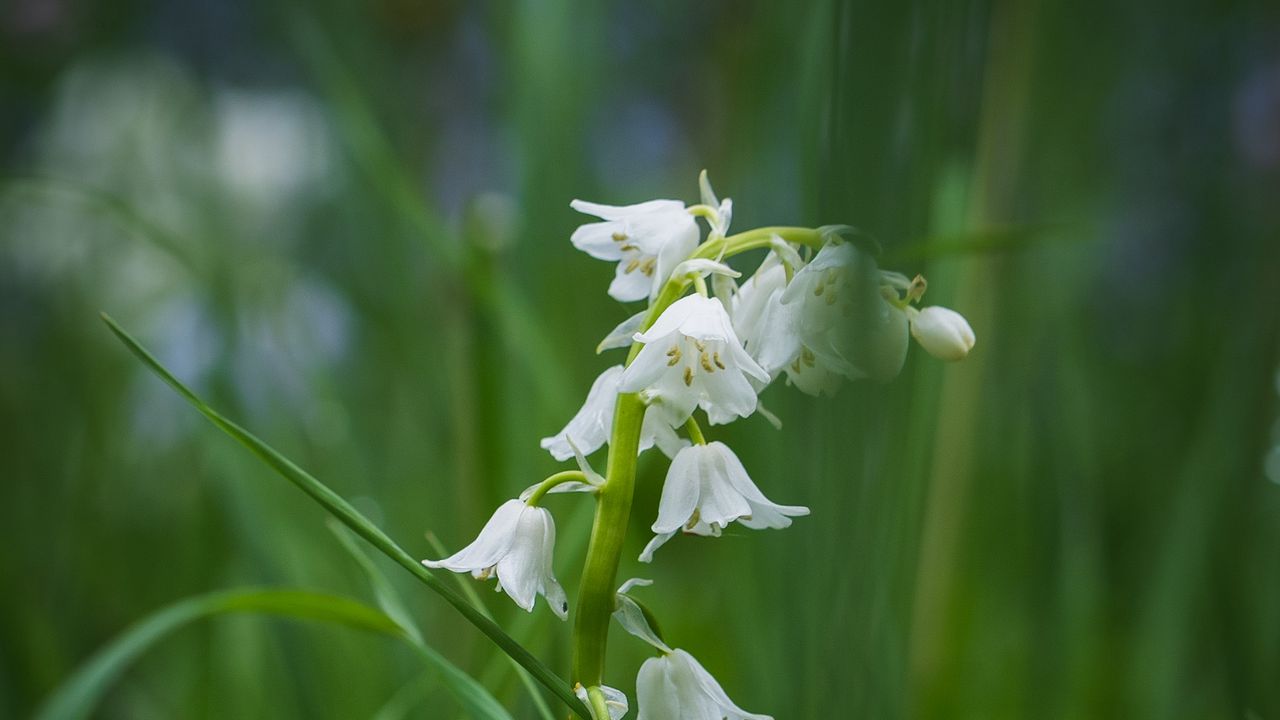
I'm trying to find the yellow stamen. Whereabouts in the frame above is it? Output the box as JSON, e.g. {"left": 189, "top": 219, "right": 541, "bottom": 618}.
{"left": 683, "top": 366, "right": 694, "bottom": 386}
{"left": 700, "top": 352, "right": 713, "bottom": 372}
{"left": 713, "top": 352, "right": 725, "bottom": 369}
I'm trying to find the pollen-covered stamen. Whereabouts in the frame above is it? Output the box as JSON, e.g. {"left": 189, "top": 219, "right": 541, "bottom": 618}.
{"left": 683, "top": 366, "right": 694, "bottom": 386}
{"left": 611, "top": 231, "right": 628, "bottom": 242}
{"left": 476, "top": 566, "right": 495, "bottom": 581}
{"left": 640, "top": 257, "right": 657, "bottom": 277}
{"left": 713, "top": 351, "right": 725, "bottom": 369}
{"left": 625, "top": 258, "right": 641, "bottom": 274}
{"left": 700, "top": 351, "right": 714, "bottom": 372}
{"left": 666, "top": 346, "right": 682, "bottom": 366}
{"left": 801, "top": 346, "right": 817, "bottom": 367}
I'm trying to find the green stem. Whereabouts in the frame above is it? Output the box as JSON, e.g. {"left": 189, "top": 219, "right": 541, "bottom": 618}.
{"left": 586, "top": 686, "right": 612, "bottom": 720}
{"left": 683, "top": 416, "right": 707, "bottom": 445}
{"left": 525, "top": 470, "right": 589, "bottom": 506}
{"left": 569, "top": 224, "right": 828, "bottom": 688}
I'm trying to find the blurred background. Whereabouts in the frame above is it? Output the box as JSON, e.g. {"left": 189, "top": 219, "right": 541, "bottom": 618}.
{"left": 3, "top": 0, "right": 1279, "bottom": 717}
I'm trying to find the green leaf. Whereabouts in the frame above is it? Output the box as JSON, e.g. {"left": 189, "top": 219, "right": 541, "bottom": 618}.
{"left": 329, "top": 521, "right": 514, "bottom": 720}
{"left": 34, "top": 589, "right": 404, "bottom": 720}
{"left": 99, "top": 313, "right": 593, "bottom": 720}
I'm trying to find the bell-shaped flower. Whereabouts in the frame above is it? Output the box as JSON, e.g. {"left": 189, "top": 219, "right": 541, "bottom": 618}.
{"left": 421, "top": 499, "right": 569, "bottom": 619}
{"left": 575, "top": 684, "right": 629, "bottom": 720}
{"left": 636, "top": 648, "right": 772, "bottom": 720}
{"left": 619, "top": 295, "right": 769, "bottom": 426}
{"left": 540, "top": 365, "right": 689, "bottom": 461}
{"left": 570, "top": 199, "right": 700, "bottom": 302}
{"left": 640, "top": 441, "right": 808, "bottom": 562}
{"left": 908, "top": 305, "right": 975, "bottom": 361}
{"left": 779, "top": 242, "right": 915, "bottom": 390}
{"left": 728, "top": 252, "right": 801, "bottom": 384}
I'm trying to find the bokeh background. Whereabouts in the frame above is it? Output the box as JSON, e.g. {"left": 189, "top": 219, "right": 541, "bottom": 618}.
{"left": 3, "top": 0, "right": 1280, "bottom": 718}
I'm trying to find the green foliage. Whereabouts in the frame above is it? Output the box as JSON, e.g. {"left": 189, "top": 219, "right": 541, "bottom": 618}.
{"left": 2, "top": 0, "right": 1278, "bottom": 718}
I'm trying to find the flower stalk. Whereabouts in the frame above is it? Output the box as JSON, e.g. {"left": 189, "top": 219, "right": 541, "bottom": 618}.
{"left": 570, "top": 224, "right": 827, "bottom": 691}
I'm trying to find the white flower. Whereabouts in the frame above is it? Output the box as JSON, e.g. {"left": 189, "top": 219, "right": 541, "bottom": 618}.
{"left": 908, "top": 305, "right": 975, "bottom": 360}
{"left": 575, "top": 684, "right": 629, "bottom": 720}
{"left": 640, "top": 441, "right": 808, "bottom": 562}
{"left": 637, "top": 649, "right": 772, "bottom": 720}
{"left": 619, "top": 295, "right": 769, "bottom": 426}
{"left": 570, "top": 199, "right": 700, "bottom": 302}
{"left": 728, "top": 252, "right": 801, "bottom": 383}
{"left": 540, "top": 365, "right": 689, "bottom": 461}
{"left": 778, "top": 242, "right": 915, "bottom": 389}
{"left": 421, "top": 499, "right": 569, "bottom": 619}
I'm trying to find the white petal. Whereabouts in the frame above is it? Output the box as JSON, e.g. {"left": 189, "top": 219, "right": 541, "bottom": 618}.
{"left": 698, "top": 169, "right": 719, "bottom": 208}
{"left": 618, "top": 577, "right": 653, "bottom": 594}
{"left": 571, "top": 221, "right": 627, "bottom": 260}
{"left": 597, "top": 311, "right": 646, "bottom": 353}
{"left": 571, "top": 198, "right": 687, "bottom": 221}
{"left": 652, "top": 446, "right": 703, "bottom": 534}
{"left": 673, "top": 295, "right": 738, "bottom": 342}
{"left": 421, "top": 499, "right": 523, "bottom": 572}
{"left": 670, "top": 258, "right": 741, "bottom": 280}
{"left": 609, "top": 259, "right": 655, "bottom": 303}
{"left": 674, "top": 649, "right": 774, "bottom": 720}
{"left": 861, "top": 300, "right": 909, "bottom": 381}
{"left": 690, "top": 445, "right": 752, "bottom": 530}
{"left": 640, "top": 371, "right": 699, "bottom": 427}
{"left": 640, "top": 406, "right": 690, "bottom": 459}
{"left": 633, "top": 294, "right": 704, "bottom": 344}
{"left": 712, "top": 442, "right": 809, "bottom": 529}
{"left": 614, "top": 593, "right": 672, "bottom": 654}
{"left": 637, "top": 657, "right": 681, "bottom": 720}
{"left": 638, "top": 531, "right": 676, "bottom": 563}
{"left": 697, "top": 365, "right": 759, "bottom": 425}
{"left": 668, "top": 651, "right": 722, "bottom": 718}
{"left": 494, "top": 506, "right": 552, "bottom": 612}
{"left": 650, "top": 217, "right": 700, "bottom": 299}
{"left": 540, "top": 514, "right": 569, "bottom": 620}
{"left": 617, "top": 342, "right": 673, "bottom": 394}
{"left": 540, "top": 366, "right": 623, "bottom": 461}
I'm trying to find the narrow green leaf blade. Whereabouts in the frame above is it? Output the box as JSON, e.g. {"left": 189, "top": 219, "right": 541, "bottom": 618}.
{"left": 99, "top": 313, "right": 592, "bottom": 719}
{"left": 34, "top": 589, "right": 405, "bottom": 720}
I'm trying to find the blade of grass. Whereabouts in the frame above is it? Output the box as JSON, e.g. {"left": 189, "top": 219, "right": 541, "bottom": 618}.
{"left": 99, "top": 313, "right": 592, "bottom": 719}
{"left": 329, "top": 521, "right": 514, "bottom": 720}
{"left": 34, "top": 589, "right": 406, "bottom": 720}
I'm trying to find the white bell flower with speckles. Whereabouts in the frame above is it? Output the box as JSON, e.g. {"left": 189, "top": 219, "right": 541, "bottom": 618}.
{"left": 637, "top": 648, "right": 772, "bottom": 720}
{"left": 640, "top": 441, "right": 808, "bottom": 562}
{"left": 422, "top": 499, "right": 569, "bottom": 619}
{"left": 540, "top": 365, "right": 689, "bottom": 461}
{"left": 570, "top": 199, "right": 700, "bottom": 302}
{"left": 618, "top": 295, "right": 769, "bottom": 426}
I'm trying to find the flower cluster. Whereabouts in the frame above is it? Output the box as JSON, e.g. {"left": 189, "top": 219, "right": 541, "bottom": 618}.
{"left": 422, "top": 173, "right": 974, "bottom": 718}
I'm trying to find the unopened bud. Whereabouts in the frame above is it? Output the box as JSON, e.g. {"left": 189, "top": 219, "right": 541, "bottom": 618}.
{"left": 909, "top": 306, "right": 975, "bottom": 361}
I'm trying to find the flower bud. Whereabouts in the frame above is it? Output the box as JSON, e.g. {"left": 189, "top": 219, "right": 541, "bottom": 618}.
{"left": 909, "top": 306, "right": 975, "bottom": 361}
